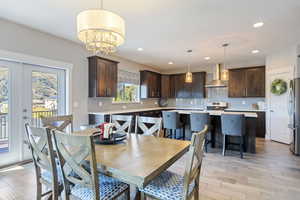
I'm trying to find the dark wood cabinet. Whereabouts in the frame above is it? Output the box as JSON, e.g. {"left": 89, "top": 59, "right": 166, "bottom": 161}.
{"left": 141, "top": 71, "right": 206, "bottom": 99}
{"left": 140, "top": 70, "right": 161, "bottom": 98}
{"left": 173, "top": 72, "right": 206, "bottom": 98}
{"left": 228, "top": 69, "right": 246, "bottom": 97}
{"left": 245, "top": 67, "right": 265, "bottom": 97}
{"left": 191, "top": 72, "right": 206, "bottom": 98}
{"left": 161, "top": 75, "right": 170, "bottom": 98}
{"left": 228, "top": 66, "right": 265, "bottom": 98}
{"left": 88, "top": 56, "right": 118, "bottom": 97}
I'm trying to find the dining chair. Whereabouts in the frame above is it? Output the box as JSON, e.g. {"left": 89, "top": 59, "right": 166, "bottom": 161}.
{"left": 24, "top": 123, "right": 62, "bottom": 200}
{"left": 135, "top": 116, "right": 162, "bottom": 136}
{"left": 110, "top": 114, "right": 133, "bottom": 134}
{"left": 41, "top": 114, "right": 73, "bottom": 132}
{"left": 221, "top": 114, "right": 245, "bottom": 159}
{"left": 52, "top": 129, "right": 130, "bottom": 200}
{"left": 139, "top": 125, "right": 208, "bottom": 200}
{"left": 162, "top": 111, "right": 185, "bottom": 139}
{"left": 190, "top": 113, "right": 211, "bottom": 152}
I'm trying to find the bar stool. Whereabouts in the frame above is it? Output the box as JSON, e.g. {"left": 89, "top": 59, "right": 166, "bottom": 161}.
{"left": 162, "top": 111, "right": 185, "bottom": 139}
{"left": 190, "top": 112, "right": 211, "bottom": 152}
{"left": 221, "top": 114, "right": 245, "bottom": 159}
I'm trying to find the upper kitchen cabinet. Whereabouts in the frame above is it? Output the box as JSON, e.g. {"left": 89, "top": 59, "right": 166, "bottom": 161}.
{"left": 88, "top": 56, "right": 118, "bottom": 97}
{"left": 245, "top": 67, "right": 265, "bottom": 97}
{"left": 173, "top": 72, "right": 206, "bottom": 98}
{"left": 191, "top": 72, "right": 206, "bottom": 98}
{"left": 161, "top": 75, "right": 171, "bottom": 98}
{"left": 228, "top": 66, "right": 265, "bottom": 98}
{"left": 140, "top": 70, "right": 161, "bottom": 98}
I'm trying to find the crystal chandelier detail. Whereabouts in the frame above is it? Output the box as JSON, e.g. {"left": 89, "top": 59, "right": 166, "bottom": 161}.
{"left": 77, "top": 0, "right": 125, "bottom": 55}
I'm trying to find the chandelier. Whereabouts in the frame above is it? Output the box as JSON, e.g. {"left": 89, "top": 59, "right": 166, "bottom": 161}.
{"left": 77, "top": 0, "right": 125, "bottom": 55}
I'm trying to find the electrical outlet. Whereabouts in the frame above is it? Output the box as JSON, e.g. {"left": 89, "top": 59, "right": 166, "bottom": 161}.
{"left": 98, "top": 102, "right": 103, "bottom": 107}
{"left": 122, "top": 105, "right": 127, "bottom": 109}
{"left": 140, "top": 101, "right": 143, "bottom": 104}
{"left": 242, "top": 101, "right": 246, "bottom": 105}
{"left": 154, "top": 102, "right": 158, "bottom": 105}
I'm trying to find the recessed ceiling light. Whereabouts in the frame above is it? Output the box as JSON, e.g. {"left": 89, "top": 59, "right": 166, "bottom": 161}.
{"left": 137, "top": 48, "right": 143, "bottom": 51}
{"left": 168, "top": 61, "right": 173, "bottom": 65}
{"left": 204, "top": 57, "right": 211, "bottom": 60}
{"left": 253, "top": 22, "right": 264, "bottom": 28}
{"left": 252, "top": 50, "right": 260, "bottom": 54}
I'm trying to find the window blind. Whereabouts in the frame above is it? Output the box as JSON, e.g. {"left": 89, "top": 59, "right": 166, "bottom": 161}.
{"left": 118, "top": 69, "right": 140, "bottom": 85}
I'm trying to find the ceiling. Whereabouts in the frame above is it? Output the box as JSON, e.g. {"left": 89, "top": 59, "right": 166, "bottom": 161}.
{"left": 1, "top": 0, "right": 300, "bottom": 71}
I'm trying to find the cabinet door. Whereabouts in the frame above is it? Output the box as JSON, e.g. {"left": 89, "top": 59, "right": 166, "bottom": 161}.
{"left": 169, "top": 75, "right": 176, "bottom": 98}
{"left": 161, "top": 75, "right": 170, "bottom": 98}
{"left": 192, "top": 72, "right": 206, "bottom": 98}
{"left": 156, "top": 73, "right": 161, "bottom": 98}
{"left": 245, "top": 67, "right": 265, "bottom": 97}
{"left": 96, "top": 61, "right": 107, "bottom": 97}
{"left": 175, "top": 74, "right": 185, "bottom": 98}
{"left": 106, "top": 61, "right": 118, "bottom": 97}
{"left": 183, "top": 79, "right": 192, "bottom": 98}
{"left": 228, "top": 69, "right": 246, "bottom": 97}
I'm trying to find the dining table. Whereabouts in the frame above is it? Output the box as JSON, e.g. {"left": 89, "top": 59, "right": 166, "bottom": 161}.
{"left": 75, "top": 128, "right": 191, "bottom": 199}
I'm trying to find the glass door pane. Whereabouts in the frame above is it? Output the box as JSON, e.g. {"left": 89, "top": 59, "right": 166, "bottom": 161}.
{"left": 31, "top": 71, "right": 59, "bottom": 127}
{"left": 0, "top": 67, "right": 8, "bottom": 153}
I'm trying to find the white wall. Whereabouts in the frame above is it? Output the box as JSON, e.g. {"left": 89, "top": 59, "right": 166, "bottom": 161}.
{"left": 0, "top": 18, "right": 158, "bottom": 129}
{"left": 265, "top": 45, "right": 298, "bottom": 141}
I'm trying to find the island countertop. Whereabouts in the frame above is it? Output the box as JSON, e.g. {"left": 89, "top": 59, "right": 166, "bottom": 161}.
{"left": 89, "top": 107, "right": 257, "bottom": 118}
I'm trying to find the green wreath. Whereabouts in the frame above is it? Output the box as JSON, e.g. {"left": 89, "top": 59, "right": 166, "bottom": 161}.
{"left": 271, "top": 79, "right": 287, "bottom": 95}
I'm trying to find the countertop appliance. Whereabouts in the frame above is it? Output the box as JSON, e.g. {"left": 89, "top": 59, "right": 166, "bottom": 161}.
{"left": 206, "top": 102, "right": 228, "bottom": 110}
{"left": 288, "top": 78, "right": 300, "bottom": 155}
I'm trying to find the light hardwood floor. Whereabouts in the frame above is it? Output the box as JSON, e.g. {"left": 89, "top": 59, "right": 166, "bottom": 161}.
{"left": 0, "top": 138, "right": 300, "bottom": 200}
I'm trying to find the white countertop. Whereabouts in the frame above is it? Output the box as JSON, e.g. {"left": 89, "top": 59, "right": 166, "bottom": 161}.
{"left": 89, "top": 107, "right": 257, "bottom": 118}
{"left": 89, "top": 107, "right": 175, "bottom": 115}
{"left": 170, "top": 110, "right": 257, "bottom": 118}
{"left": 224, "top": 108, "right": 265, "bottom": 112}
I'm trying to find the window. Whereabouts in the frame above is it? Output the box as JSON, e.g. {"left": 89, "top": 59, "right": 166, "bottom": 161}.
{"left": 113, "top": 70, "right": 140, "bottom": 103}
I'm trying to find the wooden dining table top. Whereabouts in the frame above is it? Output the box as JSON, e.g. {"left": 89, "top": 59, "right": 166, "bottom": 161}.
{"left": 74, "top": 129, "right": 191, "bottom": 188}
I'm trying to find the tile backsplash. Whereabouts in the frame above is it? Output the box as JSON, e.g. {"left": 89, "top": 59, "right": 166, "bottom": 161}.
{"left": 88, "top": 98, "right": 159, "bottom": 112}
{"left": 167, "top": 86, "right": 265, "bottom": 110}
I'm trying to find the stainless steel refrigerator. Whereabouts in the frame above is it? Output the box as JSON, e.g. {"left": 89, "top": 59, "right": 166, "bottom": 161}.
{"left": 288, "top": 78, "right": 300, "bottom": 155}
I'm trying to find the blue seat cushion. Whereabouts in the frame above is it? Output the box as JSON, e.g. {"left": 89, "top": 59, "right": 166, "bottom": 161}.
{"left": 139, "top": 171, "right": 194, "bottom": 200}
{"left": 71, "top": 174, "right": 129, "bottom": 200}
{"left": 41, "top": 169, "right": 63, "bottom": 184}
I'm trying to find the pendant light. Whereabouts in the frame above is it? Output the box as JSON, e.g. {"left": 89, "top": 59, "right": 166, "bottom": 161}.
{"left": 77, "top": 0, "right": 125, "bottom": 55}
{"left": 221, "top": 43, "right": 229, "bottom": 81}
{"left": 185, "top": 50, "right": 193, "bottom": 83}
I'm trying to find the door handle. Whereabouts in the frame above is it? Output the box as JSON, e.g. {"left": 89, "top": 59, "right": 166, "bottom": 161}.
{"left": 270, "top": 110, "right": 274, "bottom": 112}
{"left": 23, "top": 116, "right": 28, "bottom": 120}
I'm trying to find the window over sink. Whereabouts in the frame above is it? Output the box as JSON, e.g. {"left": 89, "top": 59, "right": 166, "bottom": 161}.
{"left": 113, "top": 70, "right": 140, "bottom": 103}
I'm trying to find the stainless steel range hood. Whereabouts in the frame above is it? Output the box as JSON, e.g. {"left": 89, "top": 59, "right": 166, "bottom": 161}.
{"left": 205, "top": 64, "right": 228, "bottom": 88}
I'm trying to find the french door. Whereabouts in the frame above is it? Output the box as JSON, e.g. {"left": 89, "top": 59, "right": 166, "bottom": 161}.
{"left": 0, "top": 60, "right": 66, "bottom": 166}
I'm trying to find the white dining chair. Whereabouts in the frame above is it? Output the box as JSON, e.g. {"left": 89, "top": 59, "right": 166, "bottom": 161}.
{"left": 135, "top": 116, "right": 162, "bottom": 136}
{"left": 139, "top": 126, "right": 208, "bottom": 200}
{"left": 110, "top": 114, "right": 133, "bottom": 134}
{"left": 52, "top": 129, "right": 130, "bottom": 200}
{"left": 24, "top": 123, "right": 62, "bottom": 200}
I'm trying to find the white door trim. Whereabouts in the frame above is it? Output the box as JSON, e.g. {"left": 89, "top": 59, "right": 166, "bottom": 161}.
{"left": 0, "top": 49, "right": 73, "bottom": 116}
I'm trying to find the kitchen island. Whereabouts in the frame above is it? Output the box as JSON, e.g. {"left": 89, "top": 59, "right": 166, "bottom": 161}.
{"left": 89, "top": 107, "right": 258, "bottom": 153}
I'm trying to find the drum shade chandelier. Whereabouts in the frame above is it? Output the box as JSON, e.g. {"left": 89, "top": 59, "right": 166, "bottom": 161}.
{"left": 77, "top": 0, "right": 125, "bottom": 55}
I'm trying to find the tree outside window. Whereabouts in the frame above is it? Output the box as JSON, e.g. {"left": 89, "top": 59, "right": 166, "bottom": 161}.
{"left": 114, "top": 83, "right": 140, "bottom": 103}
